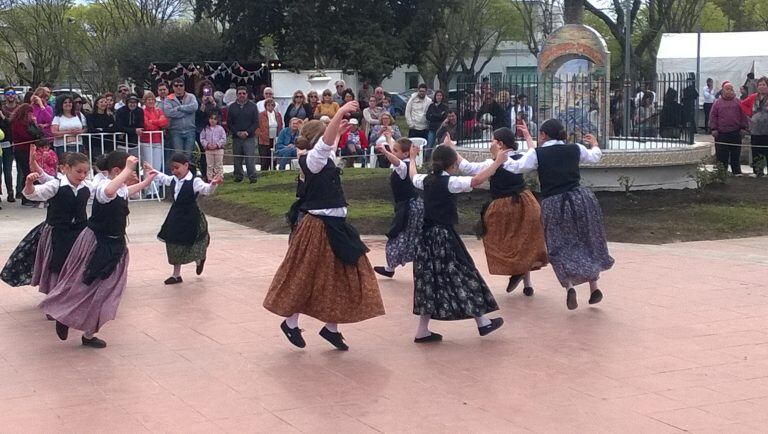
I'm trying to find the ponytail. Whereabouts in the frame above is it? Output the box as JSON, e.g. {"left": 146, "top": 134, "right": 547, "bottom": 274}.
{"left": 430, "top": 145, "right": 458, "bottom": 175}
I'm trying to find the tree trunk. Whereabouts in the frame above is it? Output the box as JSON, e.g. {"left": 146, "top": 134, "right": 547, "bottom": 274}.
{"left": 437, "top": 72, "right": 452, "bottom": 93}
{"left": 563, "top": 0, "right": 584, "bottom": 24}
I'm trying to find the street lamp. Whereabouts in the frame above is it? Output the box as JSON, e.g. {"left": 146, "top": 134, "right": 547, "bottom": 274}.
{"left": 622, "top": 0, "right": 632, "bottom": 138}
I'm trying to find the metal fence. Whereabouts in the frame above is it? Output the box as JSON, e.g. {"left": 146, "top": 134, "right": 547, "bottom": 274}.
{"left": 451, "top": 72, "right": 697, "bottom": 150}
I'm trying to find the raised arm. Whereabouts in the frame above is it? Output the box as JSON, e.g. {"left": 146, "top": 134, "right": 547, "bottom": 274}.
{"left": 469, "top": 150, "right": 510, "bottom": 188}
{"left": 322, "top": 101, "right": 358, "bottom": 146}
{"left": 104, "top": 156, "right": 139, "bottom": 199}
{"left": 375, "top": 131, "right": 403, "bottom": 167}
{"left": 578, "top": 134, "right": 603, "bottom": 164}
{"left": 127, "top": 168, "right": 157, "bottom": 197}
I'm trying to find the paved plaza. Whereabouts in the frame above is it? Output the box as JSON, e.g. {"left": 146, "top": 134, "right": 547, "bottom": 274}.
{"left": 1, "top": 201, "right": 768, "bottom": 433}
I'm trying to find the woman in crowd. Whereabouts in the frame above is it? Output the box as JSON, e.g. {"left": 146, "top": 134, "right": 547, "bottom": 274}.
{"left": 31, "top": 89, "right": 54, "bottom": 143}
{"left": 710, "top": 82, "right": 749, "bottom": 175}
{"left": 87, "top": 95, "right": 116, "bottom": 157}
{"left": 370, "top": 112, "right": 402, "bottom": 168}
{"left": 636, "top": 92, "right": 657, "bottom": 138}
{"left": 341, "top": 89, "right": 363, "bottom": 123}
{"left": 497, "top": 90, "right": 513, "bottom": 129}
{"left": 284, "top": 90, "right": 313, "bottom": 125}
{"left": 314, "top": 89, "right": 340, "bottom": 119}
{"left": 0, "top": 89, "right": 15, "bottom": 202}
{"left": 10, "top": 103, "right": 42, "bottom": 206}
{"left": 307, "top": 90, "right": 320, "bottom": 115}
{"left": 51, "top": 94, "right": 87, "bottom": 158}
{"left": 258, "top": 98, "right": 283, "bottom": 171}
{"left": 141, "top": 91, "right": 168, "bottom": 197}
{"left": 426, "top": 90, "right": 449, "bottom": 147}
{"left": 740, "top": 76, "right": 768, "bottom": 176}
{"left": 362, "top": 95, "right": 382, "bottom": 140}
{"left": 436, "top": 110, "right": 459, "bottom": 145}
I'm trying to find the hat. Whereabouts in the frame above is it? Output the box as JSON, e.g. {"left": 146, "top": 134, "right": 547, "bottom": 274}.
{"left": 319, "top": 115, "right": 331, "bottom": 123}
{"left": 125, "top": 93, "right": 140, "bottom": 102}
{"left": 348, "top": 118, "right": 359, "bottom": 125}
{"left": 4, "top": 89, "right": 16, "bottom": 96}
{"left": 722, "top": 81, "right": 731, "bottom": 89}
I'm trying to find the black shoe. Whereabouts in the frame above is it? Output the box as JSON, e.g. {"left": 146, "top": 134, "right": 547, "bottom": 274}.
{"left": 567, "top": 288, "right": 578, "bottom": 310}
{"left": 414, "top": 332, "right": 443, "bottom": 343}
{"left": 6, "top": 195, "right": 14, "bottom": 203}
{"left": 233, "top": 177, "right": 243, "bottom": 183}
{"left": 280, "top": 320, "right": 306, "bottom": 348}
{"left": 478, "top": 318, "right": 504, "bottom": 336}
{"left": 589, "top": 289, "right": 603, "bottom": 305}
{"left": 55, "top": 321, "right": 69, "bottom": 340}
{"left": 249, "top": 178, "right": 258, "bottom": 184}
{"left": 164, "top": 276, "right": 183, "bottom": 285}
{"left": 196, "top": 259, "right": 206, "bottom": 276}
{"left": 319, "top": 327, "right": 348, "bottom": 351}
{"left": 21, "top": 200, "right": 35, "bottom": 207}
{"left": 45, "top": 314, "right": 54, "bottom": 321}
{"left": 523, "top": 286, "right": 534, "bottom": 296}
{"left": 374, "top": 266, "right": 394, "bottom": 278}
{"left": 15, "top": 191, "right": 22, "bottom": 200}
{"left": 81, "top": 335, "right": 107, "bottom": 348}
{"left": 506, "top": 274, "right": 524, "bottom": 293}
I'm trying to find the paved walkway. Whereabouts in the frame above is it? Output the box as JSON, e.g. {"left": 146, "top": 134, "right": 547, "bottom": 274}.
{"left": 1, "top": 202, "right": 768, "bottom": 433}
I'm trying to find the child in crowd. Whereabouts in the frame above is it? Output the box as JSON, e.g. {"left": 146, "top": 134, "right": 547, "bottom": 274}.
{"left": 1, "top": 152, "right": 94, "bottom": 295}
{"left": 373, "top": 134, "right": 424, "bottom": 278}
{"left": 456, "top": 126, "right": 548, "bottom": 295}
{"left": 264, "top": 101, "right": 385, "bottom": 351}
{"left": 200, "top": 114, "right": 226, "bottom": 181}
{"left": 145, "top": 153, "right": 222, "bottom": 285}
{"left": 41, "top": 151, "right": 156, "bottom": 348}
{"left": 34, "top": 139, "right": 58, "bottom": 177}
{"left": 408, "top": 144, "right": 508, "bottom": 343}
{"left": 504, "top": 119, "right": 614, "bottom": 309}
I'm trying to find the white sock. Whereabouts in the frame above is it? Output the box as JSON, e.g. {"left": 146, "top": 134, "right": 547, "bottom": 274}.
{"left": 415, "top": 315, "right": 431, "bottom": 338}
{"left": 172, "top": 265, "right": 181, "bottom": 278}
{"left": 285, "top": 313, "right": 300, "bottom": 329}
{"left": 324, "top": 322, "right": 338, "bottom": 333}
{"left": 523, "top": 271, "right": 532, "bottom": 288}
{"left": 589, "top": 280, "right": 599, "bottom": 292}
{"left": 385, "top": 265, "right": 395, "bottom": 273}
{"left": 83, "top": 332, "right": 94, "bottom": 339}
{"left": 475, "top": 315, "right": 491, "bottom": 328}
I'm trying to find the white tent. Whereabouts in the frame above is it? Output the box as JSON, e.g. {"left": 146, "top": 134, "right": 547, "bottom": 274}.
{"left": 656, "top": 31, "right": 768, "bottom": 103}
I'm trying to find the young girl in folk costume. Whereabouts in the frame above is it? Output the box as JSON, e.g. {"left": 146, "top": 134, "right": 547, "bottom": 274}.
{"left": 456, "top": 126, "right": 548, "bottom": 295}
{"left": 145, "top": 153, "right": 222, "bottom": 285}
{"left": 408, "top": 144, "right": 509, "bottom": 343}
{"left": 264, "top": 101, "right": 385, "bottom": 351}
{"left": 504, "top": 119, "right": 614, "bottom": 310}
{"left": 0, "top": 151, "right": 94, "bottom": 294}
{"left": 41, "top": 151, "right": 156, "bottom": 348}
{"left": 373, "top": 135, "right": 425, "bottom": 278}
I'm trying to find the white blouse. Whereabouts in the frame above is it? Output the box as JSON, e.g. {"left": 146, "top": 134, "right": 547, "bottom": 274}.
{"left": 154, "top": 171, "right": 216, "bottom": 200}
{"left": 23, "top": 175, "right": 95, "bottom": 202}
{"left": 504, "top": 140, "right": 603, "bottom": 174}
{"left": 412, "top": 172, "right": 473, "bottom": 194}
{"left": 306, "top": 137, "right": 347, "bottom": 217}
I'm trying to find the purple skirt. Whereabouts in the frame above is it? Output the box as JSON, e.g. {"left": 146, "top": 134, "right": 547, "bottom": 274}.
{"left": 40, "top": 228, "right": 129, "bottom": 334}
{"left": 31, "top": 225, "right": 59, "bottom": 295}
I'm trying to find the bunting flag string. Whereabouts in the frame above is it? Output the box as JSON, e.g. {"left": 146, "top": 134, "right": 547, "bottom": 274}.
{"left": 148, "top": 61, "right": 273, "bottom": 83}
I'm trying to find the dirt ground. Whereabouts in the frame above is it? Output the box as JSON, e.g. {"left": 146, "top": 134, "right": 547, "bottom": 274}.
{"left": 200, "top": 175, "right": 768, "bottom": 244}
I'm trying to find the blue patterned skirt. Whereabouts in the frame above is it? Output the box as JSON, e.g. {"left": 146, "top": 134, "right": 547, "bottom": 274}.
{"left": 385, "top": 197, "right": 424, "bottom": 269}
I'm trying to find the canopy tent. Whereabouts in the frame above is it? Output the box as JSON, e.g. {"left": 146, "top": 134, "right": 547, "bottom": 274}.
{"left": 656, "top": 31, "right": 768, "bottom": 103}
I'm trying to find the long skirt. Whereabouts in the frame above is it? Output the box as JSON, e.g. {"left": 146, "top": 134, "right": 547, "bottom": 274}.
{"left": 385, "top": 197, "right": 425, "bottom": 269}
{"left": 31, "top": 225, "right": 59, "bottom": 294}
{"left": 541, "top": 186, "right": 614, "bottom": 287}
{"left": 165, "top": 212, "right": 210, "bottom": 265}
{"left": 1, "top": 222, "right": 45, "bottom": 287}
{"left": 40, "top": 228, "right": 129, "bottom": 334}
{"left": 413, "top": 224, "right": 499, "bottom": 321}
{"left": 481, "top": 191, "right": 548, "bottom": 276}
{"left": 263, "top": 214, "right": 385, "bottom": 324}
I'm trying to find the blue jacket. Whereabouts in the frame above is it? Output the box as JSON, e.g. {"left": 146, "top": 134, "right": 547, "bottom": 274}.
{"left": 275, "top": 127, "right": 299, "bottom": 153}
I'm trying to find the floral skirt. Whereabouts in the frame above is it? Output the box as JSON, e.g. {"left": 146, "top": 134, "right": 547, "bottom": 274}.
{"left": 541, "top": 187, "right": 614, "bottom": 287}
{"left": 385, "top": 197, "right": 424, "bottom": 269}
{"left": 263, "top": 214, "right": 385, "bottom": 324}
{"left": 165, "top": 212, "right": 210, "bottom": 265}
{"left": 1, "top": 222, "right": 45, "bottom": 288}
{"left": 413, "top": 224, "right": 498, "bottom": 321}
{"left": 482, "top": 191, "right": 548, "bottom": 276}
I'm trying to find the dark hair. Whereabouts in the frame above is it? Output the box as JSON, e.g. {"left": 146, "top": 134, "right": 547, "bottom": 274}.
{"left": 9, "top": 102, "right": 34, "bottom": 124}
{"left": 54, "top": 94, "right": 74, "bottom": 116}
{"left": 418, "top": 83, "right": 427, "bottom": 90}
{"left": 94, "top": 154, "right": 109, "bottom": 172}
{"left": 430, "top": 145, "right": 458, "bottom": 175}
{"left": 492, "top": 127, "right": 518, "bottom": 150}
{"left": 172, "top": 77, "right": 185, "bottom": 86}
{"left": 395, "top": 138, "right": 412, "bottom": 154}
{"left": 59, "top": 152, "right": 70, "bottom": 165}
{"left": 757, "top": 76, "right": 768, "bottom": 87}
{"left": 433, "top": 90, "right": 444, "bottom": 101}
{"left": 208, "top": 113, "right": 220, "bottom": 121}
{"left": 66, "top": 152, "right": 89, "bottom": 167}
{"left": 104, "top": 150, "right": 129, "bottom": 171}
{"left": 156, "top": 81, "right": 168, "bottom": 90}
{"left": 236, "top": 86, "right": 248, "bottom": 93}
{"left": 539, "top": 119, "right": 567, "bottom": 141}
{"left": 169, "top": 152, "right": 190, "bottom": 166}
{"left": 35, "top": 138, "right": 50, "bottom": 148}
{"left": 342, "top": 88, "right": 355, "bottom": 99}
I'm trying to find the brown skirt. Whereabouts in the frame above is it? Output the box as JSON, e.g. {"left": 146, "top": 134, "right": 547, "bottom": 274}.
{"left": 263, "top": 214, "right": 385, "bottom": 324}
{"left": 482, "top": 190, "right": 549, "bottom": 276}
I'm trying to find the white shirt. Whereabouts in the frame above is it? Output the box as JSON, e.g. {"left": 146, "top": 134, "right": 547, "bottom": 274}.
{"left": 256, "top": 100, "right": 281, "bottom": 114}
{"left": 458, "top": 155, "right": 521, "bottom": 176}
{"left": 95, "top": 179, "right": 128, "bottom": 204}
{"left": 52, "top": 114, "right": 86, "bottom": 147}
{"left": 503, "top": 140, "right": 603, "bottom": 174}
{"left": 114, "top": 101, "right": 126, "bottom": 111}
{"left": 392, "top": 159, "right": 409, "bottom": 180}
{"left": 412, "top": 172, "right": 473, "bottom": 193}
{"left": 510, "top": 105, "right": 533, "bottom": 125}
{"left": 154, "top": 171, "right": 216, "bottom": 200}
{"left": 23, "top": 175, "right": 95, "bottom": 202}
{"left": 267, "top": 111, "right": 278, "bottom": 139}
{"left": 702, "top": 86, "right": 717, "bottom": 104}
{"left": 306, "top": 137, "right": 347, "bottom": 217}
{"left": 223, "top": 88, "right": 237, "bottom": 106}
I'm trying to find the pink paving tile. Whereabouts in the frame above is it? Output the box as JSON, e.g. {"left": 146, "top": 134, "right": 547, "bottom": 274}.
{"left": 649, "top": 407, "right": 734, "bottom": 431}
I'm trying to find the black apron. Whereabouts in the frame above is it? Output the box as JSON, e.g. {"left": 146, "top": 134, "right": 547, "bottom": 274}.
{"left": 157, "top": 178, "right": 202, "bottom": 246}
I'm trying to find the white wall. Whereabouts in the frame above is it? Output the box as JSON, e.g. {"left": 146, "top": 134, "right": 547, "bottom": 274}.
{"left": 269, "top": 69, "right": 358, "bottom": 108}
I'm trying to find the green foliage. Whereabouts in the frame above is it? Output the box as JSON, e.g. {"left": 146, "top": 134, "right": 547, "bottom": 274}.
{"left": 700, "top": 1, "right": 730, "bottom": 32}
{"left": 690, "top": 160, "right": 727, "bottom": 190}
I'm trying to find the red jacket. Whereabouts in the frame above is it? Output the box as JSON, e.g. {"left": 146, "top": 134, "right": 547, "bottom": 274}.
{"left": 338, "top": 130, "right": 369, "bottom": 150}
{"left": 258, "top": 110, "right": 283, "bottom": 145}
{"left": 11, "top": 120, "right": 36, "bottom": 153}
{"left": 141, "top": 107, "right": 168, "bottom": 144}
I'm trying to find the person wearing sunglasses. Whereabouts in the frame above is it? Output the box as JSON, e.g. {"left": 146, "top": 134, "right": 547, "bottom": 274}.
{"left": 333, "top": 80, "right": 346, "bottom": 105}
{"left": 162, "top": 78, "right": 199, "bottom": 158}
{"left": 283, "top": 90, "right": 312, "bottom": 125}
{"left": 114, "top": 85, "right": 131, "bottom": 111}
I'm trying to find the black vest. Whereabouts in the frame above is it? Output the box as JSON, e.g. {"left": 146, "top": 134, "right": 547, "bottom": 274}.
{"left": 489, "top": 154, "right": 526, "bottom": 199}
{"left": 423, "top": 175, "right": 458, "bottom": 226}
{"left": 88, "top": 194, "right": 129, "bottom": 237}
{"left": 390, "top": 160, "right": 418, "bottom": 203}
{"left": 535, "top": 144, "right": 582, "bottom": 198}
{"left": 46, "top": 182, "right": 90, "bottom": 228}
{"left": 298, "top": 155, "right": 348, "bottom": 211}
{"left": 157, "top": 178, "right": 201, "bottom": 245}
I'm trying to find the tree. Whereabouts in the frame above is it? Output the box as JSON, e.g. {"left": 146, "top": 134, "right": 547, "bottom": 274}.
{"left": 745, "top": 0, "right": 768, "bottom": 30}
{"left": 513, "top": 0, "right": 560, "bottom": 57}
{"left": 458, "top": 0, "right": 522, "bottom": 82}
{"left": 420, "top": 4, "right": 468, "bottom": 91}
{"left": 699, "top": 1, "right": 729, "bottom": 32}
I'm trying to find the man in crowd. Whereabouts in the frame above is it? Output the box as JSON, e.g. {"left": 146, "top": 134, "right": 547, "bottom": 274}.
{"left": 156, "top": 81, "right": 170, "bottom": 104}
{"left": 333, "top": 80, "right": 347, "bottom": 105}
{"left": 405, "top": 83, "right": 432, "bottom": 139}
{"left": 256, "top": 87, "right": 280, "bottom": 113}
{"left": 274, "top": 117, "right": 301, "bottom": 170}
{"left": 163, "top": 78, "right": 198, "bottom": 157}
{"left": 702, "top": 78, "right": 716, "bottom": 132}
{"left": 114, "top": 84, "right": 130, "bottom": 111}
{"left": 115, "top": 93, "right": 144, "bottom": 151}
{"left": 228, "top": 86, "right": 259, "bottom": 183}
{"left": 0, "top": 88, "right": 17, "bottom": 202}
